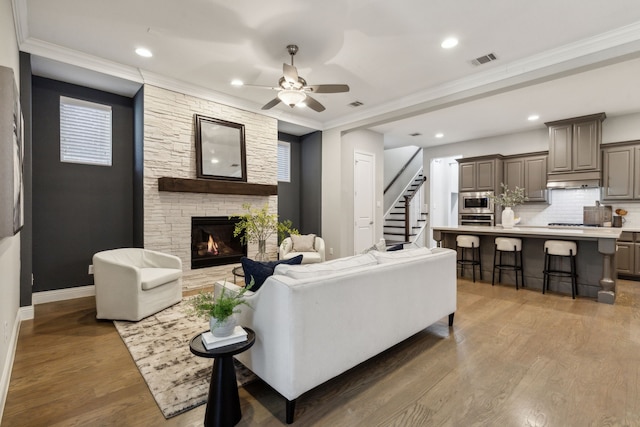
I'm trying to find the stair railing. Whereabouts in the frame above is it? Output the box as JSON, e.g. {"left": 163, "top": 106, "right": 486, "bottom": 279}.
{"left": 403, "top": 176, "right": 427, "bottom": 242}
{"left": 384, "top": 148, "right": 422, "bottom": 194}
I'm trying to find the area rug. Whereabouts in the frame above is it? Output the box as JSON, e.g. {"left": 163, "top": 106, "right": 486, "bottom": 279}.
{"left": 114, "top": 299, "right": 257, "bottom": 418}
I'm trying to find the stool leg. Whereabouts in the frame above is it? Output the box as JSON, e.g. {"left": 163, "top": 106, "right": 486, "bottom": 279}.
{"left": 513, "top": 246, "right": 519, "bottom": 290}
{"left": 542, "top": 250, "right": 549, "bottom": 294}
{"left": 459, "top": 246, "right": 465, "bottom": 278}
{"left": 570, "top": 250, "right": 576, "bottom": 299}
{"left": 478, "top": 245, "right": 483, "bottom": 281}
{"left": 471, "top": 244, "right": 476, "bottom": 283}
{"left": 520, "top": 250, "right": 525, "bottom": 288}
{"left": 492, "top": 245, "right": 497, "bottom": 286}
{"left": 498, "top": 251, "right": 503, "bottom": 283}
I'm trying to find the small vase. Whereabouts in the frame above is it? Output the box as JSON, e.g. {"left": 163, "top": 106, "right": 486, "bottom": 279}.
{"left": 210, "top": 316, "right": 236, "bottom": 337}
{"left": 255, "top": 239, "right": 268, "bottom": 262}
{"left": 502, "top": 206, "right": 515, "bottom": 229}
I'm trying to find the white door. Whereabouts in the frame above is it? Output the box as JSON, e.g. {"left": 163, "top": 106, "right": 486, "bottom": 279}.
{"left": 354, "top": 151, "right": 375, "bottom": 254}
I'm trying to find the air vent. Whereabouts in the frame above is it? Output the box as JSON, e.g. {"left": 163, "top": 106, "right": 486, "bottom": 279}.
{"left": 348, "top": 101, "right": 364, "bottom": 107}
{"left": 409, "top": 132, "right": 422, "bottom": 137}
{"left": 471, "top": 52, "right": 498, "bottom": 66}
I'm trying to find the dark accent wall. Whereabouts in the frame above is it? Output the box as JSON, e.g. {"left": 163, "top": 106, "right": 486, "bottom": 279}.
{"left": 300, "top": 131, "right": 322, "bottom": 235}
{"left": 277, "top": 132, "right": 301, "bottom": 232}
{"left": 133, "top": 86, "right": 144, "bottom": 248}
{"left": 19, "top": 52, "right": 33, "bottom": 306}
{"left": 31, "top": 77, "right": 134, "bottom": 292}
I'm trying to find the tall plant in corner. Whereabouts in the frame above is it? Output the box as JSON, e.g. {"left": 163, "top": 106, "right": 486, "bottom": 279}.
{"left": 231, "top": 203, "right": 298, "bottom": 261}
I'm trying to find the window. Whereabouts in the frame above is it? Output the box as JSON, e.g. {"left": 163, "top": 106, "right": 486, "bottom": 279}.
{"left": 60, "top": 96, "right": 112, "bottom": 166}
{"left": 277, "top": 141, "right": 290, "bottom": 182}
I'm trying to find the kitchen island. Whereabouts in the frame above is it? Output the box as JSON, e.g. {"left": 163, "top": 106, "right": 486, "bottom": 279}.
{"left": 432, "top": 225, "right": 622, "bottom": 304}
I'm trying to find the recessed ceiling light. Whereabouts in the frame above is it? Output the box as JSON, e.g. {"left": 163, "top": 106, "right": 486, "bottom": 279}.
{"left": 528, "top": 114, "right": 540, "bottom": 121}
{"left": 135, "top": 47, "right": 153, "bottom": 58}
{"left": 231, "top": 79, "right": 244, "bottom": 87}
{"left": 441, "top": 37, "right": 459, "bottom": 49}
{"left": 435, "top": 133, "right": 444, "bottom": 138}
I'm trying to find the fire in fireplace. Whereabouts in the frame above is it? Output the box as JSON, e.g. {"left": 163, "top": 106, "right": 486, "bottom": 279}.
{"left": 191, "top": 217, "right": 247, "bottom": 269}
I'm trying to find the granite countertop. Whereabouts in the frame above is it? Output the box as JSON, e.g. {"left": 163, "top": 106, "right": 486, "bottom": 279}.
{"left": 432, "top": 225, "right": 622, "bottom": 239}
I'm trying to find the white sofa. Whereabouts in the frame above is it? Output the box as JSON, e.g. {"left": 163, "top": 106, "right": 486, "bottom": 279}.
{"left": 93, "top": 248, "right": 183, "bottom": 321}
{"left": 217, "top": 246, "right": 457, "bottom": 423}
{"left": 279, "top": 235, "right": 326, "bottom": 264}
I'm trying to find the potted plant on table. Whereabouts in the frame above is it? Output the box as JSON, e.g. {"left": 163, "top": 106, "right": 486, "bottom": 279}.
{"left": 231, "top": 203, "right": 298, "bottom": 261}
{"left": 488, "top": 183, "right": 528, "bottom": 229}
{"left": 189, "top": 281, "right": 253, "bottom": 337}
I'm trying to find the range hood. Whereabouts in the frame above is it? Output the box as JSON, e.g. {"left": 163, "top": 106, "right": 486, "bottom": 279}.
{"left": 546, "top": 171, "right": 601, "bottom": 189}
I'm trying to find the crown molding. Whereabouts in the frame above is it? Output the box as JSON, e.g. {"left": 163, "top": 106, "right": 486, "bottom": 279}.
{"left": 11, "top": 0, "right": 28, "bottom": 45}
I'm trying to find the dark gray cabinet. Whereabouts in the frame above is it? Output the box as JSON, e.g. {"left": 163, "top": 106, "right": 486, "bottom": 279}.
{"left": 602, "top": 141, "right": 640, "bottom": 201}
{"left": 617, "top": 232, "right": 640, "bottom": 277}
{"left": 457, "top": 156, "right": 503, "bottom": 193}
{"left": 546, "top": 113, "right": 606, "bottom": 188}
{"left": 503, "top": 152, "right": 548, "bottom": 202}
{"left": 547, "top": 113, "right": 605, "bottom": 173}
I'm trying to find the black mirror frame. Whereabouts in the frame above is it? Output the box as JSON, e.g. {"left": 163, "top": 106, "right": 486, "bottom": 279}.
{"left": 194, "top": 114, "right": 247, "bottom": 182}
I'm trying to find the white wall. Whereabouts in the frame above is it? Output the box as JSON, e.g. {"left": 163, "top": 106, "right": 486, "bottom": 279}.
{"left": 322, "top": 128, "right": 383, "bottom": 259}
{"left": 383, "top": 145, "right": 418, "bottom": 188}
{"left": 0, "top": 0, "right": 21, "bottom": 417}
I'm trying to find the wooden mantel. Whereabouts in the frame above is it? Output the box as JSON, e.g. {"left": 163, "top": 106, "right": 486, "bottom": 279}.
{"left": 158, "top": 177, "right": 277, "bottom": 196}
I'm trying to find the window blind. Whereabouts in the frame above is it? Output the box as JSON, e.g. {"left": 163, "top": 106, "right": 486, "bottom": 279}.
{"left": 60, "top": 96, "right": 112, "bottom": 166}
{"left": 277, "top": 141, "right": 291, "bottom": 182}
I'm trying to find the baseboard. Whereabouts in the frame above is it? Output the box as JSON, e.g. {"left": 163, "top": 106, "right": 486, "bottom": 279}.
{"left": 0, "top": 309, "right": 21, "bottom": 422}
{"left": 32, "top": 285, "right": 95, "bottom": 305}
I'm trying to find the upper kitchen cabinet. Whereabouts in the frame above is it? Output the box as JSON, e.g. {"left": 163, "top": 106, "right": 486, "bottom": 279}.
{"left": 503, "top": 152, "right": 548, "bottom": 202}
{"left": 602, "top": 140, "right": 640, "bottom": 200}
{"left": 545, "top": 113, "right": 606, "bottom": 188}
{"left": 457, "top": 155, "right": 503, "bottom": 193}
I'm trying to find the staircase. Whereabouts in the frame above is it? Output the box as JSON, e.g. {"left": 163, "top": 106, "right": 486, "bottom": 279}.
{"left": 383, "top": 173, "right": 428, "bottom": 245}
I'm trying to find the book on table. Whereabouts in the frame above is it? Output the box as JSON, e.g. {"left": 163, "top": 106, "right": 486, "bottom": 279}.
{"left": 201, "top": 326, "right": 248, "bottom": 350}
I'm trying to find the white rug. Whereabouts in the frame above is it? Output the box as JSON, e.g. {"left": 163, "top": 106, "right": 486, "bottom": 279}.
{"left": 114, "top": 300, "right": 257, "bottom": 418}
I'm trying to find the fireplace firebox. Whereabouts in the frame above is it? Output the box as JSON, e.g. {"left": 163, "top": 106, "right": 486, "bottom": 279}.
{"left": 191, "top": 217, "right": 247, "bottom": 269}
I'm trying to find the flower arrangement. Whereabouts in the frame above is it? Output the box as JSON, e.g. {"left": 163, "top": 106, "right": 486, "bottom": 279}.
{"left": 488, "top": 183, "right": 528, "bottom": 207}
{"left": 231, "top": 203, "right": 298, "bottom": 245}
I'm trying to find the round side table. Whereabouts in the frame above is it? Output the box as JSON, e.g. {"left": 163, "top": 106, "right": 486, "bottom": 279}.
{"left": 232, "top": 266, "right": 244, "bottom": 284}
{"left": 189, "top": 328, "right": 255, "bottom": 427}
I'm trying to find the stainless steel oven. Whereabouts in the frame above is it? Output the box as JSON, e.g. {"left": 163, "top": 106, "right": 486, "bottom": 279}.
{"left": 459, "top": 213, "right": 495, "bottom": 226}
{"left": 459, "top": 191, "right": 494, "bottom": 214}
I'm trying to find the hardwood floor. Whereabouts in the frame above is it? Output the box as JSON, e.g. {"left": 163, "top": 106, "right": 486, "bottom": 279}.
{"left": 3, "top": 278, "right": 640, "bottom": 426}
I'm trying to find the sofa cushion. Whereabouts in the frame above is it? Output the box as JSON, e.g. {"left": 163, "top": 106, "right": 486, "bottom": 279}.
{"left": 274, "top": 253, "right": 377, "bottom": 280}
{"left": 291, "top": 234, "right": 316, "bottom": 252}
{"left": 282, "top": 251, "right": 323, "bottom": 264}
{"left": 241, "top": 255, "right": 304, "bottom": 291}
{"left": 372, "top": 247, "right": 432, "bottom": 263}
{"left": 140, "top": 268, "right": 182, "bottom": 290}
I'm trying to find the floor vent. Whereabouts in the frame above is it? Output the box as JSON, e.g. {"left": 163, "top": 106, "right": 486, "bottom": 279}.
{"left": 348, "top": 101, "right": 364, "bottom": 107}
{"left": 471, "top": 52, "right": 498, "bottom": 66}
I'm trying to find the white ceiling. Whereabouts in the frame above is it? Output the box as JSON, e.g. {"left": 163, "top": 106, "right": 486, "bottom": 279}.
{"left": 13, "top": 0, "right": 640, "bottom": 146}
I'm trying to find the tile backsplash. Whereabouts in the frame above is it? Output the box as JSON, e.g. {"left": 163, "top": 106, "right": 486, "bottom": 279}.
{"left": 514, "top": 188, "right": 640, "bottom": 227}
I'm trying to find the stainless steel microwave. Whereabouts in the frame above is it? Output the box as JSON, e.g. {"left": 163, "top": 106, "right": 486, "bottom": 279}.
{"left": 459, "top": 191, "right": 494, "bottom": 214}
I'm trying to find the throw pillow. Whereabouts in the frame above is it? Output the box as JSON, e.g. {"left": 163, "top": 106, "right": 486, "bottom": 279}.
{"left": 291, "top": 234, "right": 316, "bottom": 252}
{"left": 387, "top": 243, "right": 404, "bottom": 251}
{"left": 241, "top": 255, "right": 303, "bottom": 291}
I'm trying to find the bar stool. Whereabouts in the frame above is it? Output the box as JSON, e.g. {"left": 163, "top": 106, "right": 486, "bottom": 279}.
{"left": 456, "top": 235, "right": 482, "bottom": 282}
{"left": 542, "top": 240, "right": 578, "bottom": 299}
{"left": 492, "top": 237, "right": 524, "bottom": 289}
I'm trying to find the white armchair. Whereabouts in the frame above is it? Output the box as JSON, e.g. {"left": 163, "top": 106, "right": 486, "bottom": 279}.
{"left": 279, "top": 235, "right": 325, "bottom": 264}
{"left": 93, "top": 248, "right": 183, "bottom": 321}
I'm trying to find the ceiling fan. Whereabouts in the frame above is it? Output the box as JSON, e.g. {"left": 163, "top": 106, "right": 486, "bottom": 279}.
{"left": 243, "top": 44, "right": 350, "bottom": 112}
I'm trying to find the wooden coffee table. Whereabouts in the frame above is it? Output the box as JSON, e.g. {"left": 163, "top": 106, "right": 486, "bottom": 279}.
{"left": 189, "top": 328, "right": 255, "bottom": 427}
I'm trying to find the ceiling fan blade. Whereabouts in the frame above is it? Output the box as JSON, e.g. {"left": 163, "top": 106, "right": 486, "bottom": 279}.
{"left": 242, "top": 83, "right": 280, "bottom": 91}
{"left": 304, "top": 95, "right": 326, "bottom": 112}
{"left": 283, "top": 63, "right": 298, "bottom": 85}
{"left": 261, "top": 97, "right": 282, "bottom": 110}
{"left": 306, "top": 84, "right": 350, "bottom": 94}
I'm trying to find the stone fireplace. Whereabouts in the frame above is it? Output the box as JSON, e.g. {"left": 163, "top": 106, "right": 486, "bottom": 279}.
{"left": 142, "top": 85, "right": 278, "bottom": 290}
{"left": 191, "top": 217, "right": 246, "bottom": 269}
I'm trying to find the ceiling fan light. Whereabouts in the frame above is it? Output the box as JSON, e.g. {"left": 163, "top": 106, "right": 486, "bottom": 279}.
{"left": 278, "top": 90, "right": 307, "bottom": 107}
